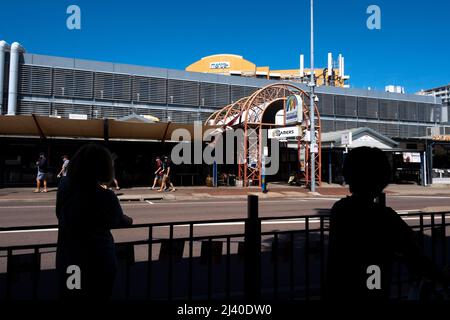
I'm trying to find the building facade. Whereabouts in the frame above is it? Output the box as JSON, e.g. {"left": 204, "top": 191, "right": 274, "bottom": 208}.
{"left": 0, "top": 42, "right": 448, "bottom": 186}
{"left": 0, "top": 51, "right": 443, "bottom": 137}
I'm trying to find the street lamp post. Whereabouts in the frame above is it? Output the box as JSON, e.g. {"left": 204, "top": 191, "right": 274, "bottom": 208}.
{"left": 309, "top": 0, "right": 316, "bottom": 192}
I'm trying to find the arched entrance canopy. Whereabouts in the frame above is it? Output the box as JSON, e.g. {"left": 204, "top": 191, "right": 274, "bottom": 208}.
{"left": 206, "top": 83, "right": 321, "bottom": 187}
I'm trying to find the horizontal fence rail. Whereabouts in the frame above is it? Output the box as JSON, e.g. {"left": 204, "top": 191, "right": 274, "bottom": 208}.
{"left": 0, "top": 197, "right": 449, "bottom": 300}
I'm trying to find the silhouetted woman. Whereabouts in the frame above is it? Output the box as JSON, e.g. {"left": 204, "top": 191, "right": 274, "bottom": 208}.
{"left": 56, "top": 144, "right": 133, "bottom": 299}
{"left": 326, "top": 146, "right": 448, "bottom": 300}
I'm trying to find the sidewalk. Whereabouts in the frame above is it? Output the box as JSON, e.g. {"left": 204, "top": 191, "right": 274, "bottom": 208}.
{"left": 1, "top": 183, "right": 449, "bottom": 202}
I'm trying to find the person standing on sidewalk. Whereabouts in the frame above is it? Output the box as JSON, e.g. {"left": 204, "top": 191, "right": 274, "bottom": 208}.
{"left": 56, "top": 143, "right": 133, "bottom": 299}
{"left": 151, "top": 156, "right": 163, "bottom": 190}
{"left": 326, "top": 147, "right": 449, "bottom": 300}
{"left": 57, "top": 155, "right": 70, "bottom": 179}
{"left": 34, "top": 152, "right": 49, "bottom": 193}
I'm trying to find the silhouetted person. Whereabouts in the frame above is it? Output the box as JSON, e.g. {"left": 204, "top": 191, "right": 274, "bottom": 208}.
{"left": 34, "top": 152, "right": 49, "bottom": 193}
{"left": 56, "top": 144, "right": 133, "bottom": 300}
{"left": 326, "top": 146, "right": 448, "bottom": 300}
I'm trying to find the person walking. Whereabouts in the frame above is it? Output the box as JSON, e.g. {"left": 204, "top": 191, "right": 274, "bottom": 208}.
{"left": 57, "top": 155, "right": 70, "bottom": 179}
{"left": 34, "top": 152, "right": 49, "bottom": 193}
{"left": 111, "top": 152, "right": 120, "bottom": 190}
{"left": 56, "top": 143, "right": 133, "bottom": 300}
{"left": 158, "top": 156, "right": 176, "bottom": 192}
{"left": 151, "top": 156, "right": 163, "bottom": 189}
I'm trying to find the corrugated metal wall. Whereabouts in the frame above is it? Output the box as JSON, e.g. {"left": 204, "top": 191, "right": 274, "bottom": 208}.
{"left": 13, "top": 64, "right": 440, "bottom": 138}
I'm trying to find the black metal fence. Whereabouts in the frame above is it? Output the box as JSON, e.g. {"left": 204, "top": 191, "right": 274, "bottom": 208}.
{"left": 0, "top": 195, "right": 449, "bottom": 300}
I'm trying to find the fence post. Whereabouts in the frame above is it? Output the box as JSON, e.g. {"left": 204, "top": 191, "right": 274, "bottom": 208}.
{"left": 244, "top": 195, "right": 261, "bottom": 300}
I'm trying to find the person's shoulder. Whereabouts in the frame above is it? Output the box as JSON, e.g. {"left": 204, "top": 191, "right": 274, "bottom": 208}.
{"left": 331, "top": 196, "right": 352, "bottom": 210}
{"left": 98, "top": 186, "right": 120, "bottom": 201}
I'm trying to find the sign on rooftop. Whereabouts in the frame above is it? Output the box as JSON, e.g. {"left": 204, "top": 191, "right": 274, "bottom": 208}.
{"left": 209, "top": 62, "right": 230, "bottom": 69}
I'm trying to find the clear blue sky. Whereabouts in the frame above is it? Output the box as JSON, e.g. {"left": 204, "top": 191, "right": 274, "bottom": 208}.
{"left": 1, "top": 0, "right": 449, "bottom": 93}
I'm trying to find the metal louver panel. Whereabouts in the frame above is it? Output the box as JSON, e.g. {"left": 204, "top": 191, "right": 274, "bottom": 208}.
{"left": 200, "top": 82, "right": 230, "bottom": 108}
{"left": 51, "top": 103, "right": 92, "bottom": 119}
{"left": 167, "top": 110, "right": 199, "bottom": 123}
{"left": 358, "top": 121, "right": 379, "bottom": 132}
{"left": 366, "top": 98, "right": 379, "bottom": 119}
{"left": 95, "top": 72, "right": 131, "bottom": 101}
{"left": 346, "top": 121, "right": 358, "bottom": 129}
{"left": 74, "top": 70, "right": 94, "bottom": 98}
{"left": 379, "top": 123, "right": 399, "bottom": 137}
{"left": 345, "top": 96, "right": 357, "bottom": 117}
{"left": 92, "top": 105, "right": 132, "bottom": 119}
{"left": 53, "top": 68, "right": 74, "bottom": 97}
{"left": 379, "top": 100, "right": 398, "bottom": 120}
{"left": 320, "top": 94, "right": 334, "bottom": 116}
{"left": 113, "top": 73, "right": 131, "bottom": 101}
{"left": 199, "top": 112, "right": 211, "bottom": 122}
{"left": 17, "top": 101, "right": 51, "bottom": 116}
{"left": 244, "top": 86, "right": 258, "bottom": 97}
{"left": 95, "top": 72, "right": 113, "bottom": 100}
{"left": 168, "top": 79, "right": 199, "bottom": 106}
{"left": 19, "top": 65, "right": 52, "bottom": 96}
{"left": 231, "top": 85, "right": 246, "bottom": 103}
{"left": 334, "top": 95, "right": 345, "bottom": 116}
{"left": 335, "top": 121, "right": 346, "bottom": 131}
{"left": 399, "top": 124, "right": 409, "bottom": 137}
{"left": 132, "top": 76, "right": 166, "bottom": 104}
{"left": 320, "top": 119, "right": 335, "bottom": 132}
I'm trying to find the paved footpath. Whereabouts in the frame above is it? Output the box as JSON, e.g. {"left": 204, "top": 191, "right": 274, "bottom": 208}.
{"left": 1, "top": 182, "right": 450, "bottom": 203}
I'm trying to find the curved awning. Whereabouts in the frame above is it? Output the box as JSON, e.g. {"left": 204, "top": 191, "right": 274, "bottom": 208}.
{"left": 0, "top": 115, "right": 217, "bottom": 142}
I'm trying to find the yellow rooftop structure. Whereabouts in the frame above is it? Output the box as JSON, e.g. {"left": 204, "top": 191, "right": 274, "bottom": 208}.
{"left": 186, "top": 53, "right": 350, "bottom": 87}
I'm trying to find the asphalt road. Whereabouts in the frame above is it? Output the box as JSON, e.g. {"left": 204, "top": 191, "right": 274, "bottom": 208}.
{"left": 1, "top": 195, "right": 450, "bottom": 247}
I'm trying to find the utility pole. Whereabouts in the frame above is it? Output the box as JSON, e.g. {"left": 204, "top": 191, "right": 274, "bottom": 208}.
{"left": 309, "top": 0, "right": 316, "bottom": 192}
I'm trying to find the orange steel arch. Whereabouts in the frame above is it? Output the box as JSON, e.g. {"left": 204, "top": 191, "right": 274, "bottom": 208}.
{"left": 206, "top": 83, "right": 321, "bottom": 188}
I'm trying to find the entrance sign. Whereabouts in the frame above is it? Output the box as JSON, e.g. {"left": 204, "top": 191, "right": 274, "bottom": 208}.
{"left": 268, "top": 126, "right": 300, "bottom": 139}
{"left": 403, "top": 152, "right": 421, "bottom": 163}
{"left": 285, "top": 95, "right": 303, "bottom": 124}
{"left": 341, "top": 132, "right": 352, "bottom": 145}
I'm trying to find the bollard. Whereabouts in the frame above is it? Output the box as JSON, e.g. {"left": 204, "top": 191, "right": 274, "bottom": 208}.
{"left": 244, "top": 195, "right": 261, "bottom": 300}
{"left": 375, "top": 192, "right": 386, "bottom": 207}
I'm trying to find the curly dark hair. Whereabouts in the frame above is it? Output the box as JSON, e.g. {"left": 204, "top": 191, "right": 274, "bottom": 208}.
{"left": 67, "top": 143, "right": 113, "bottom": 187}
{"left": 343, "top": 147, "right": 391, "bottom": 197}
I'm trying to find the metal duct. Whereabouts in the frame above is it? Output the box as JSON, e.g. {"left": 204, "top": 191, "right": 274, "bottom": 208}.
{"left": 0, "top": 40, "right": 10, "bottom": 114}
{"left": 7, "top": 42, "right": 24, "bottom": 115}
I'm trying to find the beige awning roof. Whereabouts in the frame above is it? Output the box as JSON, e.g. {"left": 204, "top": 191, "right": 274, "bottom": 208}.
{"left": 0, "top": 115, "right": 217, "bottom": 141}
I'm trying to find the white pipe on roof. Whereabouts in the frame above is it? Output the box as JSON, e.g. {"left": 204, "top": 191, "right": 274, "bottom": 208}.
{"left": 327, "top": 52, "right": 333, "bottom": 77}
{"left": 338, "top": 54, "right": 342, "bottom": 77}
{"left": 7, "top": 42, "right": 24, "bottom": 116}
{"left": 299, "top": 54, "right": 304, "bottom": 77}
{"left": 0, "top": 40, "right": 10, "bottom": 114}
